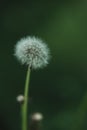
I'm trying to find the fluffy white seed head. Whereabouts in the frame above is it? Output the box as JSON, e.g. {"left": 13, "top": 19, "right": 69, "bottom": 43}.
{"left": 16, "top": 95, "right": 24, "bottom": 103}
{"left": 14, "top": 36, "right": 50, "bottom": 69}
{"left": 31, "top": 112, "right": 43, "bottom": 121}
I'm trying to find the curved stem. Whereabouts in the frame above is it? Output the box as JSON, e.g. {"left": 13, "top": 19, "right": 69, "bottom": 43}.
{"left": 22, "top": 66, "right": 31, "bottom": 130}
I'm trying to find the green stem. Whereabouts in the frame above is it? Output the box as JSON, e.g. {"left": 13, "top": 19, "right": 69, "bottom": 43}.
{"left": 22, "top": 66, "right": 31, "bottom": 130}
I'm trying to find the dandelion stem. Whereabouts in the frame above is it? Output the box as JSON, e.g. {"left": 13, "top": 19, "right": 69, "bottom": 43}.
{"left": 22, "top": 66, "right": 31, "bottom": 130}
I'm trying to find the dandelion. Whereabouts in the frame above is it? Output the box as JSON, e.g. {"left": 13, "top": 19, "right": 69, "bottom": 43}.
{"left": 14, "top": 36, "right": 50, "bottom": 130}
{"left": 30, "top": 113, "right": 43, "bottom": 130}
{"left": 14, "top": 36, "right": 50, "bottom": 69}
{"left": 31, "top": 113, "right": 43, "bottom": 121}
{"left": 16, "top": 95, "right": 24, "bottom": 103}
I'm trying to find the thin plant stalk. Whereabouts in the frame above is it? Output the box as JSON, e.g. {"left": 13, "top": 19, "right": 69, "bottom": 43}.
{"left": 22, "top": 66, "right": 31, "bottom": 130}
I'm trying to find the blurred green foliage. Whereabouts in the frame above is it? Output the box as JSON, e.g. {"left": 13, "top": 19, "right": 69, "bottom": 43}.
{"left": 0, "top": 1, "right": 87, "bottom": 130}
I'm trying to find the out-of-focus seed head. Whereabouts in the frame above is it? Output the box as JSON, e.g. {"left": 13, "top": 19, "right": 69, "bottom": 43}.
{"left": 31, "top": 112, "right": 43, "bottom": 121}
{"left": 16, "top": 95, "right": 24, "bottom": 103}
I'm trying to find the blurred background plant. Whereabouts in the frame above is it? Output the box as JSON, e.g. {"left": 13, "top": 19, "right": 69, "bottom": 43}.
{"left": 0, "top": 0, "right": 87, "bottom": 130}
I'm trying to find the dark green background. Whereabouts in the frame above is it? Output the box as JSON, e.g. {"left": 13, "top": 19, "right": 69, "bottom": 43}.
{"left": 0, "top": 0, "right": 87, "bottom": 130}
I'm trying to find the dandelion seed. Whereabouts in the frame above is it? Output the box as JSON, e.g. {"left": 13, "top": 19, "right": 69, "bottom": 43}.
{"left": 31, "top": 113, "right": 43, "bottom": 121}
{"left": 16, "top": 95, "right": 24, "bottom": 103}
{"left": 14, "top": 36, "right": 50, "bottom": 69}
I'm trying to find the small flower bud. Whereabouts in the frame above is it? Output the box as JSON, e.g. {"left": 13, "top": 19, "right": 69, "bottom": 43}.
{"left": 16, "top": 95, "right": 24, "bottom": 103}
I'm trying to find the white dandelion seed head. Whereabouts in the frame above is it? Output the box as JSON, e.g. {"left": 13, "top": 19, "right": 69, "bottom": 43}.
{"left": 16, "top": 95, "right": 24, "bottom": 102}
{"left": 31, "top": 112, "right": 43, "bottom": 121}
{"left": 14, "top": 36, "right": 50, "bottom": 69}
